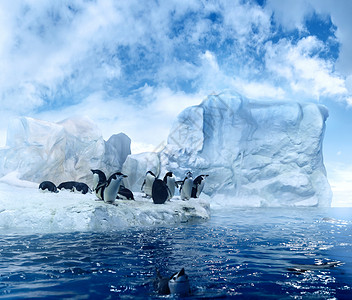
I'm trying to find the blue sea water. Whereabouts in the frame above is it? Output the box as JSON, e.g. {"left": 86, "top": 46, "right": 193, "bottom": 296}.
{"left": 0, "top": 207, "right": 351, "bottom": 299}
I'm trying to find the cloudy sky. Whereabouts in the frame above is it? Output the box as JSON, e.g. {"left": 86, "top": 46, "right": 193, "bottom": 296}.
{"left": 0, "top": 0, "right": 351, "bottom": 204}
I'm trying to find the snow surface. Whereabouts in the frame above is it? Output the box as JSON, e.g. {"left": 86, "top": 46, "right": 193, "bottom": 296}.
{"left": 0, "top": 179, "right": 210, "bottom": 234}
{"left": 122, "top": 91, "right": 332, "bottom": 207}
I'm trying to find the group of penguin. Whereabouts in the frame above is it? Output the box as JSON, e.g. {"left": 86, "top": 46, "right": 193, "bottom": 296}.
{"left": 39, "top": 169, "right": 208, "bottom": 205}
{"left": 142, "top": 170, "right": 208, "bottom": 204}
{"left": 38, "top": 180, "right": 91, "bottom": 194}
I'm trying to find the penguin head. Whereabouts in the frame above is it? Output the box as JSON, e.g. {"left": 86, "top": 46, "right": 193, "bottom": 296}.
{"left": 110, "top": 172, "right": 128, "bottom": 180}
{"left": 146, "top": 170, "right": 156, "bottom": 177}
{"left": 91, "top": 169, "right": 107, "bottom": 182}
{"left": 163, "top": 171, "right": 173, "bottom": 183}
{"left": 168, "top": 268, "right": 190, "bottom": 296}
{"left": 185, "top": 171, "right": 193, "bottom": 179}
{"left": 199, "top": 174, "right": 209, "bottom": 181}
{"left": 106, "top": 172, "right": 128, "bottom": 187}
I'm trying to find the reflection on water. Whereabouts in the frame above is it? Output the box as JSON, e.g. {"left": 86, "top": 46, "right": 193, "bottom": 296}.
{"left": 0, "top": 207, "right": 351, "bottom": 299}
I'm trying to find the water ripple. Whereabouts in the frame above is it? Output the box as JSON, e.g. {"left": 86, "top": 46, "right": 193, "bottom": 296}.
{"left": 0, "top": 208, "right": 351, "bottom": 298}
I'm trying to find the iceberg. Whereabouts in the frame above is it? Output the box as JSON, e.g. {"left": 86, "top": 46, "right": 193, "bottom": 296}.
{"left": 0, "top": 91, "right": 332, "bottom": 211}
{"left": 122, "top": 91, "right": 332, "bottom": 207}
{"left": 0, "top": 116, "right": 130, "bottom": 187}
{"left": 103, "top": 133, "right": 131, "bottom": 175}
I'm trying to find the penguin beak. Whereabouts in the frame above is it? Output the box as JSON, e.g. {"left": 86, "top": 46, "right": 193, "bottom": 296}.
{"left": 178, "top": 268, "right": 185, "bottom": 276}
{"left": 123, "top": 175, "right": 128, "bottom": 178}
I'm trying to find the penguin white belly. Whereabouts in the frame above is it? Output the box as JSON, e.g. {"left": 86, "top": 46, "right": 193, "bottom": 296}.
{"left": 92, "top": 174, "right": 99, "bottom": 190}
{"left": 143, "top": 174, "right": 155, "bottom": 197}
{"left": 166, "top": 177, "right": 176, "bottom": 200}
{"left": 104, "top": 181, "right": 122, "bottom": 203}
{"left": 181, "top": 179, "right": 192, "bottom": 200}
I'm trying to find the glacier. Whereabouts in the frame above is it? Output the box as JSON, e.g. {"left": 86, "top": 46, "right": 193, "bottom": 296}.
{"left": 123, "top": 91, "right": 332, "bottom": 207}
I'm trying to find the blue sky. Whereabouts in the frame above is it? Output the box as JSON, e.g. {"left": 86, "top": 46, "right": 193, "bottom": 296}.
{"left": 0, "top": 0, "right": 352, "bottom": 204}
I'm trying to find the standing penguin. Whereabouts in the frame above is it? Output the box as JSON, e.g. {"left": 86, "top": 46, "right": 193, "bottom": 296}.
{"left": 152, "top": 179, "right": 170, "bottom": 204}
{"left": 163, "top": 171, "right": 178, "bottom": 200}
{"left": 91, "top": 169, "right": 107, "bottom": 200}
{"left": 191, "top": 175, "right": 209, "bottom": 198}
{"left": 141, "top": 171, "right": 156, "bottom": 198}
{"left": 103, "top": 172, "right": 128, "bottom": 203}
{"left": 180, "top": 171, "right": 193, "bottom": 200}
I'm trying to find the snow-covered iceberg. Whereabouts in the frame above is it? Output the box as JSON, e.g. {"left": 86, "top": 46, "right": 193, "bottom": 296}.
{"left": 123, "top": 92, "right": 332, "bottom": 207}
{"left": 0, "top": 116, "right": 131, "bottom": 186}
{"left": 0, "top": 180, "right": 210, "bottom": 234}
{"left": 0, "top": 91, "right": 332, "bottom": 208}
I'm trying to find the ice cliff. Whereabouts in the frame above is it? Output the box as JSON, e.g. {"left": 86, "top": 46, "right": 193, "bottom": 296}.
{"left": 123, "top": 92, "right": 332, "bottom": 207}
{"left": 0, "top": 116, "right": 131, "bottom": 186}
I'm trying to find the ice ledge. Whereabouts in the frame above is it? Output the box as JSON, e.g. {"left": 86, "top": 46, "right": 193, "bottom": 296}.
{"left": 0, "top": 183, "right": 210, "bottom": 234}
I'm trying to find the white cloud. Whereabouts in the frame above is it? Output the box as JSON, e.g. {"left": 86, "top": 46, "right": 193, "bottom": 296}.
{"left": 268, "top": 0, "right": 352, "bottom": 77}
{"left": 311, "top": 0, "right": 352, "bottom": 76}
{"left": 266, "top": 0, "right": 314, "bottom": 32}
{"left": 265, "top": 36, "right": 347, "bottom": 99}
{"left": 34, "top": 87, "right": 204, "bottom": 154}
{"left": 0, "top": 0, "right": 351, "bottom": 149}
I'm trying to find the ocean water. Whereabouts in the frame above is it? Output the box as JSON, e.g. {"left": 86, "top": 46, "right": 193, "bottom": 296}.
{"left": 0, "top": 207, "right": 351, "bottom": 299}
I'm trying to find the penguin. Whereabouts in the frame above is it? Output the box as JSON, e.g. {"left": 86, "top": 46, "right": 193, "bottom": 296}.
{"left": 180, "top": 171, "right": 193, "bottom": 200}
{"left": 117, "top": 182, "right": 134, "bottom": 200}
{"left": 103, "top": 172, "right": 128, "bottom": 203}
{"left": 154, "top": 268, "right": 190, "bottom": 296}
{"left": 191, "top": 174, "right": 208, "bottom": 198}
{"left": 72, "top": 182, "right": 92, "bottom": 194}
{"left": 39, "top": 181, "right": 58, "bottom": 193}
{"left": 141, "top": 171, "right": 156, "bottom": 198}
{"left": 57, "top": 181, "right": 91, "bottom": 194}
{"left": 91, "top": 169, "right": 107, "bottom": 200}
{"left": 152, "top": 178, "right": 170, "bottom": 204}
{"left": 287, "top": 261, "right": 342, "bottom": 274}
{"left": 163, "top": 171, "right": 178, "bottom": 200}
{"left": 168, "top": 268, "right": 191, "bottom": 296}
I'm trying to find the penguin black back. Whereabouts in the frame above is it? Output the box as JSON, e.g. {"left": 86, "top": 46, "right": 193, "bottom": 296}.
{"left": 39, "top": 181, "right": 58, "bottom": 193}
{"left": 152, "top": 179, "right": 169, "bottom": 204}
{"left": 191, "top": 175, "right": 208, "bottom": 198}
{"left": 117, "top": 185, "right": 134, "bottom": 200}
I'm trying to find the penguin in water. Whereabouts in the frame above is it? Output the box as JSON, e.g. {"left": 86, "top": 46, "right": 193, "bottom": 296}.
{"left": 154, "top": 268, "right": 190, "bottom": 296}
{"left": 39, "top": 181, "right": 58, "bottom": 193}
{"left": 141, "top": 171, "right": 156, "bottom": 198}
{"left": 180, "top": 171, "right": 193, "bottom": 200}
{"left": 103, "top": 172, "right": 128, "bottom": 203}
{"left": 152, "top": 178, "right": 170, "bottom": 204}
{"left": 91, "top": 169, "right": 107, "bottom": 200}
{"left": 163, "top": 171, "right": 178, "bottom": 200}
{"left": 191, "top": 174, "right": 208, "bottom": 198}
{"left": 117, "top": 182, "right": 134, "bottom": 200}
